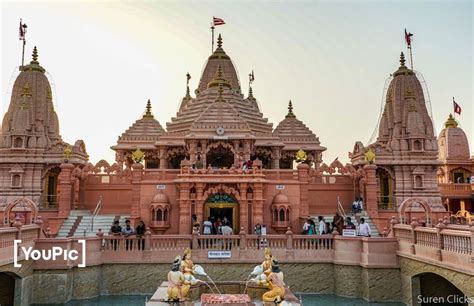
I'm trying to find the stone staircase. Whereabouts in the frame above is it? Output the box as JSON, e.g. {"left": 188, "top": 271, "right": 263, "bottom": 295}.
{"left": 311, "top": 211, "right": 380, "bottom": 237}
{"left": 57, "top": 210, "right": 131, "bottom": 238}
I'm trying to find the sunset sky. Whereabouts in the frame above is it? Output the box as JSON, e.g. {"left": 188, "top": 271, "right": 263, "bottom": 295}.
{"left": 1, "top": 1, "right": 472, "bottom": 164}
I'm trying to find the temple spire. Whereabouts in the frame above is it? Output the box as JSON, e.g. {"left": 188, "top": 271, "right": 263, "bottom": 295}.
{"left": 143, "top": 99, "right": 153, "bottom": 118}
{"left": 399, "top": 52, "right": 406, "bottom": 68}
{"left": 217, "top": 34, "right": 223, "bottom": 49}
{"left": 286, "top": 100, "right": 296, "bottom": 118}
{"left": 248, "top": 86, "right": 255, "bottom": 100}
{"left": 444, "top": 113, "right": 458, "bottom": 128}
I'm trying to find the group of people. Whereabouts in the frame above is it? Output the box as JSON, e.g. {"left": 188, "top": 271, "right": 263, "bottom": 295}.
{"left": 302, "top": 212, "right": 371, "bottom": 237}
{"left": 109, "top": 219, "right": 146, "bottom": 250}
{"left": 202, "top": 216, "right": 233, "bottom": 235}
{"left": 351, "top": 197, "right": 364, "bottom": 214}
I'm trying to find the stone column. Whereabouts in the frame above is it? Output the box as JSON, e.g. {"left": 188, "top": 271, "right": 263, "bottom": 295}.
{"left": 253, "top": 182, "right": 264, "bottom": 226}
{"left": 189, "top": 140, "right": 197, "bottom": 164}
{"left": 363, "top": 164, "right": 378, "bottom": 217}
{"left": 272, "top": 147, "right": 281, "bottom": 169}
{"left": 179, "top": 183, "right": 191, "bottom": 234}
{"left": 195, "top": 183, "right": 205, "bottom": 225}
{"left": 297, "top": 163, "right": 310, "bottom": 218}
{"left": 243, "top": 140, "right": 251, "bottom": 162}
{"left": 58, "top": 163, "right": 74, "bottom": 218}
{"left": 131, "top": 163, "right": 143, "bottom": 220}
{"left": 239, "top": 183, "right": 248, "bottom": 232}
{"left": 201, "top": 141, "right": 208, "bottom": 168}
{"left": 159, "top": 147, "right": 168, "bottom": 169}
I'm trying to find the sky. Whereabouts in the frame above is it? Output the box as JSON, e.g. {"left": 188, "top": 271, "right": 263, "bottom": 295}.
{"left": 1, "top": 0, "right": 472, "bottom": 165}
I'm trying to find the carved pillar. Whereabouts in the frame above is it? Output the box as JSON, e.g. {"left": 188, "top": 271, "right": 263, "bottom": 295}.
{"left": 57, "top": 163, "right": 74, "bottom": 218}
{"left": 233, "top": 141, "right": 240, "bottom": 166}
{"left": 131, "top": 163, "right": 143, "bottom": 219}
{"left": 243, "top": 140, "right": 251, "bottom": 162}
{"left": 159, "top": 147, "right": 168, "bottom": 169}
{"left": 272, "top": 147, "right": 281, "bottom": 169}
{"left": 179, "top": 183, "right": 191, "bottom": 234}
{"left": 195, "top": 183, "right": 205, "bottom": 225}
{"left": 201, "top": 141, "right": 208, "bottom": 168}
{"left": 239, "top": 183, "right": 248, "bottom": 232}
{"left": 297, "top": 163, "right": 310, "bottom": 219}
{"left": 363, "top": 164, "right": 378, "bottom": 217}
{"left": 189, "top": 140, "right": 197, "bottom": 164}
{"left": 253, "top": 182, "right": 264, "bottom": 226}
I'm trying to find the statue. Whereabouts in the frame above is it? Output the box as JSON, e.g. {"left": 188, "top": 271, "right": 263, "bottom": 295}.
{"left": 180, "top": 248, "right": 207, "bottom": 297}
{"left": 132, "top": 148, "right": 145, "bottom": 163}
{"left": 295, "top": 149, "right": 307, "bottom": 163}
{"left": 250, "top": 247, "right": 273, "bottom": 287}
{"left": 165, "top": 256, "right": 185, "bottom": 302}
{"left": 63, "top": 146, "right": 73, "bottom": 161}
{"left": 262, "top": 259, "right": 286, "bottom": 303}
{"left": 365, "top": 148, "right": 375, "bottom": 164}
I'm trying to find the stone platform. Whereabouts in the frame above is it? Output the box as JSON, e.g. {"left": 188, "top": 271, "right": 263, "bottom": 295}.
{"left": 146, "top": 281, "right": 301, "bottom": 305}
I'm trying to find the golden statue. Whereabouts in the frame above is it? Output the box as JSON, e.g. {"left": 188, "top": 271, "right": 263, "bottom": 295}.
{"left": 262, "top": 258, "right": 286, "bottom": 303}
{"left": 165, "top": 256, "right": 185, "bottom": 302}
{"left": 365, "top": 148, "right": 375, "bottom": 164}
{"left": 63, "top": 146, "right": 73, "bottom": 161}
{"left": 132, "top": 148, "right": 144, "bottom": 163}
{"left": 180, "top": 247, "right": 199, "bottom": 298}
{"left": 295, "top": 149, "right": 307, "bottom": 163}
{"left": 250, "top": 247, "right": 273, "bottom": 287}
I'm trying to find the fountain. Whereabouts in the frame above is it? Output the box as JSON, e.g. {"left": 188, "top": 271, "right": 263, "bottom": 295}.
{"left": 146, "top": 248, "right": 301, "bottom": 305}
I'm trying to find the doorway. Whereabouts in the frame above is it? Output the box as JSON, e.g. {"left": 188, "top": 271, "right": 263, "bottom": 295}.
{"left": 205, "top": 202, "right": 239, "bottom": 233}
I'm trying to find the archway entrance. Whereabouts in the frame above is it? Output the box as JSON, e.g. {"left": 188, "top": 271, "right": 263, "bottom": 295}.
{"left": 204, "top": 194, "right": 239, "bottom": 234}
{"left": 206, "top": 145, "right": 234, "bottom": 169}
{"left": 0, "top": 272, "right": 17, "bottom": 306}
{"left": 412, "top": 273, "right": 467, "bottom": 305}
{"left": 399, "top": 198, "right": 432, "bottom": 225}
{"left": 4, "top": 198, "right": 37, "bottom": 226}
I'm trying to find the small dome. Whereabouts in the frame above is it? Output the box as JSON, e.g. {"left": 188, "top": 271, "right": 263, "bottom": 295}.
{"left": 152, "top": 191, "right": 169, "bottom": 203}
{"left": 438, "top": 114, "right": 470, "bottom": 161}
{"left": 273, "top": 193, "right": 289, "bottom": 204}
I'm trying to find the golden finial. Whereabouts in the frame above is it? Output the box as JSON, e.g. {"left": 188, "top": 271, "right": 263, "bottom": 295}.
{"left": 295, "top": 149, "right": 307, "bottom": 162}
{"left": 21, "top": 84, "right": 32, "bottom": 98}
{"left": 31, "top": 46, "right": 39, "bottom": 65}
{"left": 217, "top": 34, "right": 223, "bottom": 49}
{"left": 444, "top": 113, "right": 458, "bottom": 128}
{"left": 286, "top": 100, "right": 296, "bottom": 118}
{"left": 248, "top": 86, "right": 255, "bottom": 100}
{"left": 132, "top": 148, "right": 145, "bottom": 163}
{"left": 63, "top": 146, "right": 73, "bottom": 161}
{"left": 207, "top": 65, "right": 231, "bottom": 89}
{"left": 399, "top": 52, "right": 406, "bottom": 68}
{"left": 143, "top": 99, "right": 153, "bottom": 118}
{"left": 365, "top": 148, "right": 376, "bottom": 164}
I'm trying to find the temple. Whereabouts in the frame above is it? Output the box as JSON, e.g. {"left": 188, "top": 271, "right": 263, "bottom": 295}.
{"left": 0, "top": 36, "right": 472, "bottom": 237}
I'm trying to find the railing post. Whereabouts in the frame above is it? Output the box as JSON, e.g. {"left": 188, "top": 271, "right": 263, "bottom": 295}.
{"left": 388, "top": 216, "right": 399, "bottom": 238}
{"left": 13, "top": 217, "right": 22, "bottom": 242}
{"left": 435, "top": 219, "right": 446, "bottom": 261}
{"left": 285, "top": 227, "right": 294, "bottom": 259}
{"left": 410, "top": 217, "right": 419, "bottom": 254}
{"left": 192, "top": 231, "right": 199, "bottom": 250}
{"left": 96, "top": 229, "right": 104, "bottom": 250}
{"left": 34, "top": 216, "right": 44, "bottom": 238}
{"left": 239, "top": 228, "right": 247, "bottom": 260}
{"left": 145, "top": 227, "right": 151, "bottom": 251}
{"left": 470, "top": 221, "right": 474, "bottom": 264}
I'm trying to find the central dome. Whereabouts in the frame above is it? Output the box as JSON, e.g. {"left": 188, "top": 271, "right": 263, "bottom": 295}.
{"left": 197, "top": 34, "right": 240, "bottom": 93}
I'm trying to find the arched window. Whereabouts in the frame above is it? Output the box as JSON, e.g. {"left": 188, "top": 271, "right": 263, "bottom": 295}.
{"left": 413, "top": 140, "right": 422, "bottom": 151}
{"left": 12, "top": 175, "right": 21, "bottom": 187}
{"left": 415, "top": 175, "right": 423, "bottom": 188}
{"left": 157, "top": 209, "right": 163, "bottom": 221}
{"left": 279, "top": 209, "right": 285, "bottom": 221}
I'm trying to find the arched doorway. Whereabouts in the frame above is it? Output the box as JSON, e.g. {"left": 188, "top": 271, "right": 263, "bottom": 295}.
{"left": 204, "top": 193, "right": 239, "bottom": 234}
{"left": 399, "top": 198, "right": 432, "bottom": 225}
{"left": 4, "top": 198, "right": 38, "bottom": 226}
{"left": 0, "top": 272, "right": 18, "bottom": 306}
{"left": 206, "top": 144, "right": 234, "bottom": 169}
{"left": 412, "top": 273, "right": 467, "bottom": 305}
{"left": 377, "top": 168, "right": 394, "bottom": 209}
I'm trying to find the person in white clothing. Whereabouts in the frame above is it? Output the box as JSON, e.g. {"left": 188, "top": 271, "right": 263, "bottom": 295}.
{"left": 358, "top": 218, "right": 371, "bottom": 237}
{"left": 318, "top": 216, "right": 326, "bottom": 235}
{"left": 203, "top": 217, "right": 212, "bottom": 235}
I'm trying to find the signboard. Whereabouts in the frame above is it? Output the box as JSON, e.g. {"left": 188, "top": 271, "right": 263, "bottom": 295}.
{"left": 156, "top": 184, "right": 166, "bottom": 190}
{"left": 342, "top": 229, "right": 357, "bottom": 237}
{"left": 276, "top": 185, "right": 285, "bottom": 190}
{"left": 208, "top": 251, "right": 231, "bottom": 259}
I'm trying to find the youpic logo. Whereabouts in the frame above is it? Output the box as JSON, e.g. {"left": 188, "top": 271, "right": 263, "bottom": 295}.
{"left": 14, "top": 240, "right": 86, "bottom": 268}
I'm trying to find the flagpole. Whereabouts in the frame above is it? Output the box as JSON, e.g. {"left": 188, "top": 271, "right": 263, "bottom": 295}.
{"left": 211, "top": 25, "right": 215, "bottom": 53}
{"left": 408, "top": 45, "right": 413, "bottom": 70}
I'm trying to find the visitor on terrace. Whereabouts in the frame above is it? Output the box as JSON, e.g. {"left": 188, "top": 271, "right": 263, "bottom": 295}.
{"left": 307, "top": 219, "right": 316, "bottom": 235}
{"left": 221, "top": 221, "right": 233, "bottom": 235}
{"left": 195, "top": 156, "right": 203, "bottom": 169}
{"left": 122, "top": 220, "right": 135, "bottom": 250}
{"left": 318, "top": 216, "right": 326, "bottom": 235}
{"left": 136, "top": 220, "right": 146, "bottom": 250}
{"left": 358, "top": 218, "right": 371, "bottom": 237}
{"left": 344, "top": 217, "right": 356, "bottom": 230}
{"left": 351, "top": 197, "right": 361, "bottom": 214}
{"left": 358, "top": 197, "right": 364, "bottom": 211}
{"left": 110, "top": 220, "right": 122, "bottom": 250}
{"left": 203, "top": 217, "right": 212, "bottom": 235}
{"left": 333, "top": 212, "right": 344, "bottom": 234}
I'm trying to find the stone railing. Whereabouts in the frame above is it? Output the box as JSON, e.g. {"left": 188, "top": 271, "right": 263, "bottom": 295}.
{"left": 28, "top": 230, "right": 398, "bottom": 270}
{"left": 438, "top": 183, "right": 472, "bottom": 197}
{"left": 392, "top": 218, "right": 474, "bottom": 272}
{"left": 0, "top": 223, "right": 42, "bottom": 265}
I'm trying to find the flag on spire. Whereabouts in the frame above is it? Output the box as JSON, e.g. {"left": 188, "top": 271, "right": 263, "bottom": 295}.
{"left": 249, "top": 70, "right": 255, "bottom": 84}
{"left": 404, "top": 28, "right": 413, "bottom": 47}
{"left": 213, "top": 17, "right": 225, "bottom": 26}
{"left": 19, "top": 19, "right": 26, "bottom": 40}
{"left": 453, "top": 97, "right": 462, "bottom": 115}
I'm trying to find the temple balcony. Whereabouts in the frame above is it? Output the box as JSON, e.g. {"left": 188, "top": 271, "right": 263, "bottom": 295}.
{"left": 439, "top": 183, "right": 473, "bottom": 198}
